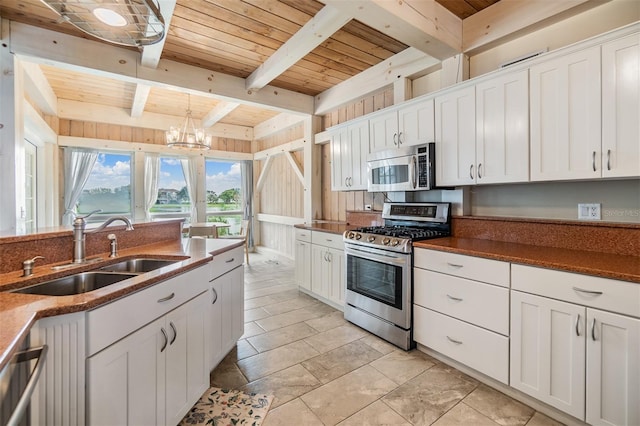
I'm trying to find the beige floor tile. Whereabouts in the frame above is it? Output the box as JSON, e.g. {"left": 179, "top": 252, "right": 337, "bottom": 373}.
{"left": 263, "top": 294, "right": 319, "bottom": 315}
{"left": 242, "top": 364, "right": 321, "bottom": 408}
{"left": 301, "top": 365, "right": 398, "bottom": 426}
{"left": 245, "top": 306, "right": 271, "bottom": 322}
{"left": 525, "top": 412, "right": 565, "bottom": 426}
{"left": 338, "top": 400, "right": 412, "bottom": 426}
{"left": 237, "top": 340, "right": 319, "bottom": 382}
{"left": 236, "top": 339, "right": 258, "bottom": 359}
{"left": 382, "top": 363, "right": 478, "bottom": 425}
{"left": 305, "top": 310, "right": 348, "bottom": 332}
{"left": 244, "top": 294, "right": 278, "bottom": 310}
{"left": 245, "top": 283, "right": 299, "bottom": 299}
{"left": 241, "top": 321, "right": 266, "bottom": 339}
{"left": 432, "top": 402, "right": 500, "bottom": 426}
{"left": 463, "top": 384, "right": 535, "bottom": 426}
{"left": 248, "top": 322, "right": 319, "bottom": 353}
{"left": 358, "top": 334, "right": 398, "bottom": 355}
{"left": 303, "top": 323, "right": 368, "bottom": 353}
{"left": 255, "top": 307, "right": 325, "bottom": 331}
{"left": 266, "top": 288, "right": 305, "bottom": 302}
{"left": 370, "top": 349, "right": 437, "bottom": 385}
{"left": 302, "top": 340, "right": 385, "bottom": 383}
{"left": 262, "top": 398, "right": 324, "bottom": 426}
{"left": 209, "top": 357, "right": 248, "bottom": 389}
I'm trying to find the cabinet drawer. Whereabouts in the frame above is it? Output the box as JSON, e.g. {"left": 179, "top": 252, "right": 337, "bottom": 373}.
{"left": 87, "top": 264, "right": 209, "bottom": 356}
{"left": 414, "top": 306, "right": 509, "bottom": 384}
{"left": 414, "top": 269, "right": 509, "bottom": 335}
{"left": 210, "top": 246, "right": 244, "bottom": 280}
{"left": 414, "top": 249, "right": 510, "bottom": 287}
{"left": 312, "top": 231, "right": 344, "bottom": 251}
{"left": 512, "top": 264, "right": 640, "bottom": 318}
{"left": 295, "top": 228, "right": 312, "bottom": 242}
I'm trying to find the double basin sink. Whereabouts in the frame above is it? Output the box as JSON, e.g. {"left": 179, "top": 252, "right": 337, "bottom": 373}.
{"left": 13, "top": 258, "right": 182, "bottom": 296}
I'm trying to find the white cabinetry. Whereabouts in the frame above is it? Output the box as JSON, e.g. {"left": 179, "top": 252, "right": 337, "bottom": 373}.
{"left": 602, "top": 34, "right": 640, "bottom": 178}
{"left": 369, "top": 99, "right": 435, "bottom": 152}
{"left": 295, "top": 228, "right": 312, "bottom": 291}
{"left": 530, "top": 46, "right": 602, "bottom": 181}
{"left": 330, "top": 120, "right": 370, "bottom": 191}
{"left": 86, "top": 264, "right": 211, "bottom": 426}
{"left": 435, "top": 85, "right": 476, "bottom": 186}
{"left": 413, "top": 248, "right": 510, "bottom": 384}
{"left": 308, "top": 231, "right": 345, "bottom": 309}
{"left": 511, "top": 265, "right": 640, "bottom": 425}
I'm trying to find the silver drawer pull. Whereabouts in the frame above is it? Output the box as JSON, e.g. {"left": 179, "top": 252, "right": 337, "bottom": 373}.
{"left": 575, "top": 314, "right": 581, "bottom": 336}
{"left": 169, "top": 321, "right": 177, "bottom": 345}
{"left": 591, "top": 318, "right": 597, "bottom": 341}
{"left": 446, "top": 294, "right": 463, "bottom": 302}
{"left": 447, "top": 262, "right": 463, "bottom": 268}
{"left": 446, "top": 336, "right": 463, "bottom": 345}
{"left": 157, "top": 292, "right": 175, "bottom": 303}
{"left": 572, "top": 287, "right": 603, "bottom": 296}
{"left": 211, "top": 287, "right": 218, "bottom": 304}
{"left": 160, "top": 328, "right": 168, "bottom": 352}
{"left": 225, "top": 258, "right": 235, "bottom": 263}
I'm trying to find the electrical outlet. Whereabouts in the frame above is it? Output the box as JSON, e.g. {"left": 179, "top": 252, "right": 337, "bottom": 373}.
{"left": 578, "top": 203, "right": 601, "bottom": 220}
{"left": 364, "top": 204, "right": 372, "bottom": 211}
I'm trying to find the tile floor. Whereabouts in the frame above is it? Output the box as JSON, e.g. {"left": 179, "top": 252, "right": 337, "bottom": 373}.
{"left": 210, "top": 252, "right": 564, "bottom": 426}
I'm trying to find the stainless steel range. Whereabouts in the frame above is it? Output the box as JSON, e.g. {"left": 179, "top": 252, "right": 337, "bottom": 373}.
{"left": 343, "top": 202, "right": 451, "bottom": 350}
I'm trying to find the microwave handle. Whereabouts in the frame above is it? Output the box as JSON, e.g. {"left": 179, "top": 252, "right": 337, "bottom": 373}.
{"left": 411, "top": 155, "right": 417, "bottom": 189}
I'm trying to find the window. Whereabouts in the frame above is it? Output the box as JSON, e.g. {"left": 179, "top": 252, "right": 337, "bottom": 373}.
{"left": 205, "top": 159, "right": 242, "bottom": 235}
{"left": 150, "top": 157, "right": 191, "bottom": 219}
{"left": 77, "top": 152, "right": 132, "bottom": 218}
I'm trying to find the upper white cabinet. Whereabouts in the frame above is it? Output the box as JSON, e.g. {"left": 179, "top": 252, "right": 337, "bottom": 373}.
{"left": 330, "top": 120, "right": 370, "bottom": 191}
{"left": 435, "top": 85, "right": 476, "bottom": 186}
{"left": 530, "top": 46, "right": 602, "bottom": 181}
{"left": 475, "top": 69, "right": 530, "bottom": 184}
{"left": 601, "top": 34, "right": 640, "bottom": 178}
{"left": 369, "top": 99, "right": 435, "bottom": 152}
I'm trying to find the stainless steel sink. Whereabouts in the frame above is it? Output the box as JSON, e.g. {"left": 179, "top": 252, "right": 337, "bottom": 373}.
{"left": 98, "top": 258, "right": 180, "bottom": 273}
{"left": 12, "top": 272, "right": 137, "bottom": 296}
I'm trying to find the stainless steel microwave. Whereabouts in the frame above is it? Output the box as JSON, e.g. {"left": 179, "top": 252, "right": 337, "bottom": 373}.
{"left": 367, "top": 142, "right": 435, "bottom": 192}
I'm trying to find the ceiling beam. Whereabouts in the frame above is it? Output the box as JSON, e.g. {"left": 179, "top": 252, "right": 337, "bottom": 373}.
{"left": 130, "top": 84, "right": 151, "bottom": 118}
{"left": 253, "top": 113, "right": 308, "bottom": 140}
{"left": 201, "top": 101, "right": 240, "bottom": 128}
{"left": 314, "top": 47, "right": 440, "bottom": 115}
{"left": 320, "top": 0, "right": 461, "bottom": 59}
{"left": 246, "top": 5, "right": 352, "bottom": 92}
{"left": 140, "top": 0, "right": 177, "bottom": 68}
{"left": 9, "top": 21, "right": 314, "bottom": 115}
{"left": 20, "top": 60, "right": 57, "bottom": 115}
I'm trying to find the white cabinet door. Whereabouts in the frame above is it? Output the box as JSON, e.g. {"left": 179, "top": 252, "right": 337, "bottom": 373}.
{"left": 586, "top": 309, "right": 640, "bottom": 426}
{"left": 209, "top": 265, "right": 244, "bottom": 370}
{"left": 369, "top": 109, "right": 399, "bottom": 152}
{"left": 207, "top": 279, "right": 224, "bottom": 369}
{"left": 476, "top": 69, "right": 529, "bottom": 184}
{"left": 435, "top": 85, "right": 476, "bottom": 186}
{"left": 398, "top": 99, "right": 435, "bottom": 146}
{"left": 230, "top": 265, "right": 245, "bottom": 343}
{"left": 330, "top": 122, "right": 370, "bottom": 190}
{"left": 602, "top": 35, "right": 640, "bottom": 178}
{"left": 510, "top": 291, "right": 585, "bottom": 419}
{"left": 330, "top": 127, "right": 349, "bottom": 191}
{"left": 311, "top": 245, "right": 329, "bottom": 299}
{"left": 87, "top": 316, "right": 165, "bottom": 426}
{"left": 530, "top": 46, "right": 601, "bottom": 181}
{"left": 295, "top": 240, "right": 312, "bottom": 291}
{"left": 327, "top": 247, "right": 345, "bottom": 307}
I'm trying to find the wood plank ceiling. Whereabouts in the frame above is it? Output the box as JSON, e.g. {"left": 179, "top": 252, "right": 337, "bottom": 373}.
{"left": 1, "top": 0, "right": 498, "bottom": 129}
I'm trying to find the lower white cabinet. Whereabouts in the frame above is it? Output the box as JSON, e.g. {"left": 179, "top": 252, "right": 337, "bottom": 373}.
{"left": 87, "top": 291, "right": 209, "bottom": 426}
{"left": 309, "top": 231, "right": 345, "bottom": 309}
{"left": 511, "top": 264, "right": 640, "bottom": 425}
{"left": 294, "top": 229, "right": 312, "bottom": 292}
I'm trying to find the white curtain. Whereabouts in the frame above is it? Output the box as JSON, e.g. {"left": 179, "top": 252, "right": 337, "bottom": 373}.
{"left": 62, "top": 148, "right": 98, "bottom": 225}
{"left": 144, "top": 153, "right": 160, "bottom": 221}
{"left": 181, "top": 158, "right": 199, "bottom": 223}
{"left": 241, "top": 160, "right": 253, "bottom": 248}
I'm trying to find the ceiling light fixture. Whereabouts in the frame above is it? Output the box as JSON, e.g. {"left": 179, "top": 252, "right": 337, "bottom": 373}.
{"left": 166, "top": 95, "right": 212, "bottom": 150}
{"left": 40, "top": 0, "right": 165, "bottom": 47}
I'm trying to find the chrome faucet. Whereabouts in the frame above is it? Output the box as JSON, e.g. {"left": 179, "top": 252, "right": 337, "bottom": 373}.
{"left": 72, "top": 210, "right": 134, "bottom": 263}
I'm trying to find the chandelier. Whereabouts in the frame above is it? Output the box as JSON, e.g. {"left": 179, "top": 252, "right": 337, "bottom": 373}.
{"left": 166, "top": 95, "right": 212, "bottom": 150}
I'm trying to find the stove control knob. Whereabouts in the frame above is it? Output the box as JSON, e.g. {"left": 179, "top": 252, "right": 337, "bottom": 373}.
{"left": 391, "top": 239, "right": 400, "bottom": 246}
{"left": 367, "top": 236, "right": 376, "bottom": 243}
{"left": 347, "top": 232, "right": 355, "bottom": 239}
{"left": 355, "top": 233, "right": 362, "bottom": 240}
{"left": 382, "top": 237, "right": 391, "bottom": 245}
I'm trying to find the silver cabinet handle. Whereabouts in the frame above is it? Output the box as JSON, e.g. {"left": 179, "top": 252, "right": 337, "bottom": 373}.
{"left": 592, "top": 151, "right": 597, "bottom": 172}
{"left": 345, "top": 177, "right": 349, "bottom": 186}
{"left": 398, "top": 131, "right": 403, "bottom": 145}
{"left": 572, "top": 287, "right": 603, "bottom": 296}
{"left": 169, "top": 321, "right": 177, "bottom": 345}
{"left": 393, "top": 133, "right": 398, "bottom": 145}
{"left": 469, "top": 164, "right": 474, "bottom": 180}
{"left": 327, "top": 252, "right": 332, "bottom": 262}
{"left": 447, "top": 262, "right": 463, "bottom": 268}
{"left": 446, "top": 294, "right": 463, "bottom": 302}
{"left": 446, "top": 336, "right": 463, "bottom": 345}
{"left": 160, "top": 327, "right": 168, "bottom": 352}
{"left": 575, "top": 314, "right": 581, "bottom": 336}
{"left": 211, "top": 287, "right": 218, "bottom": 305}
{"left": 607, "top": 149, "right": 611, "bottom": 171}
{"left": 478, "top": 163, "right": 482, "bottom": 179}
{"left": 591, "top": 318, "right": 597, "bottom": 341}
{"left": 6, "top": 345, "right": 48, "bottom": 426}
{"left": 225, "top": 258, "right": 235, "bottom": 263}
{"left": 157, "top": 292, "right": 175, "bottom": 303}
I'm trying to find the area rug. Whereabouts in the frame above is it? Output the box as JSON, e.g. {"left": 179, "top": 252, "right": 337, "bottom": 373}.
{"left": 180, "top": 387, "right": 274, "bottom": 426}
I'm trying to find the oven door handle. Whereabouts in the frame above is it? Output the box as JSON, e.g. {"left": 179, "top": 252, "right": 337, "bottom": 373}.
{"left": 345, "top": 246, "right": 408, "bottom": 267}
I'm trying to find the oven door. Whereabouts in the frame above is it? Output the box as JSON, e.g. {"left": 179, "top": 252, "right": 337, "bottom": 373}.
{"left": 344, "top": 243, "right": 411, "bottom": 328}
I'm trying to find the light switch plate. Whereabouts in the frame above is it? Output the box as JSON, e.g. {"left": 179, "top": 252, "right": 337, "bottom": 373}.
{"left": 578, "top": 203, "right": 601, "bottom": 220}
